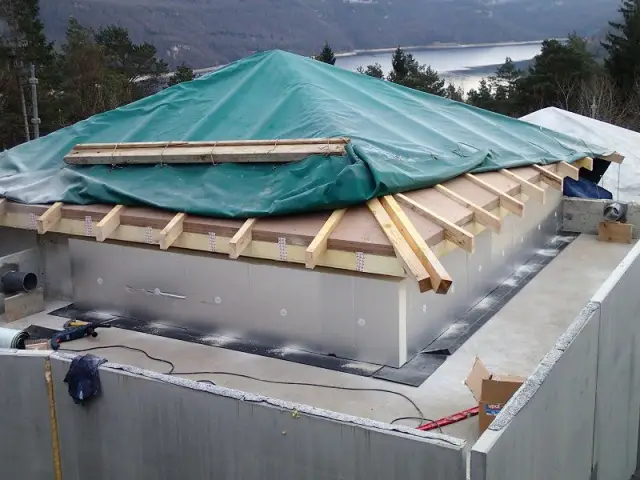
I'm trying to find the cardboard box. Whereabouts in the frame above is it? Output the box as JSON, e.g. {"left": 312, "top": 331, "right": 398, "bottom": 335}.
{"left": 465, "top": 357, "right": 525, "bottom": 433}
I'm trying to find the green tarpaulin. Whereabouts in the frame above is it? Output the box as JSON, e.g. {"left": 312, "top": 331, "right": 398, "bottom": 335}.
{"left": 0, "top": 50, "right": 612, "bottom": 218}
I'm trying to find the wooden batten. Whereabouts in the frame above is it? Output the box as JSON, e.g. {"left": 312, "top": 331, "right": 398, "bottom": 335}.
{"left": 499, "top": 169, "right": 545, "bottom": 204}
{"left": 73, "top": 138, "right": 351, "bottom": 150}
{"left": 395, "top": 193, "right": 475, "bottom": 253}
{"left": 556, "top": 161, "right": 580, "bottom": 181}
{"left": 433, "top": 185, "right": 501, "bottom": 233}
{"left": 95, "top": 205, "right": 124, "bottom": 242}
{"left": 229, "top": 218, "right": 257, "bottom": 259}
{"left": 601, "top": 152, "right": 624, "bottom": 164}
{"left": 375, "top": 196, "right": 453, "bottom": 293}
{"left": 464, "top": 173, "right": 525, "bottom": 217}
{"left": 532, "top": 165, "right": 563, "bottom": 190}
{"left": 305, "top": 209, "right": 347, "bottom": 269}
{"left": 0, "top": 198, "right": 6, "bottom": 216}
{"left": 36, "top": 203, "right": 63, "bottom": 234}
{"left": 159, "top": 213, "right": 186, "bottom": 250}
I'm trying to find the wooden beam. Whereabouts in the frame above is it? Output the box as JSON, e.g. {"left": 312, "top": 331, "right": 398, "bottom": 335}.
{"left": 433, "top": 185, "right": 501, "bottom": 233}
{"left": 374, "top": 196, "right": 452, "bottom": 294}
{"left": 556, "top": 161, "right": 579, "bottom": 180}
{"left": 464, "top": 173, "right": 525, "bottom": 217}
{"left": 64, "top": 141, "right": 347, "bottom": 165}
{"left": 499, "top": 169, "right": 545, "bottom": 204}
{"left": 574, "top": 157, "right": 594, "bottom": 171}
{"left": 72, "top": 138, "right": 351, "bottom": 150}
{"left": 36, "top": 202, "right": 63, "bottom": 234}
{"left": 0, "top": 198, "right": 6, "bottom": 216}
{"left": 158, "top": 213, "right": 186, "bottom": 250}
{"left": 305, "top": 209, "right": 347, "bottom": 269}
{"left": 395, "top": 193, "right": 475, "bottom": 253}
{"left": 532, "top": 165, "right": 563, "bottom": 190}
{"left": 229, "top": 218, "right": 257, "bottom": 259}
{"left": 95, "top": 205, "right": 124, "bottom": 242}
{"left": 601, "top": 152, "right": 624, "bottom": 164}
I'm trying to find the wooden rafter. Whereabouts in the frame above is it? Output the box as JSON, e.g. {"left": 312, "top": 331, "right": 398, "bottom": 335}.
{"left": 499, "top": 169, "right": 545, "bottom": 204}
{"left": 532, "top": 165, "right": 563, "bottom": 190}
{"left": 602, "top": 152, "right": 624, "bottom": 164}
{"left": 464, "top": 173, "right": 525, "bottom": 217}
{"left": 556, "top": 161, "right": 579, "bottom": 181}
{"left": 96, "top": 205, "right": 124, "bottom": 242}
{"left": 159, "top": 213, "right": 186, "bottom": 250}
{"left": 433, "top": 185, "right": 501, "bottom": 233}
{"left": 305, "top": 209, "right": 347, "bottom": 269}
{"left": 574, "top": 157, "right": 594, "bottom": 171}
{"left": 395, "top": 193, "right": 474, "bottom": 253}
{"left": 376, "top": 196, "right": 452, "bottom": 293}
{"left": 36, "top": 203, "right": 63, "bottom": 234}
{"left": 0, "top": 198, "right": 6, "bottom": 216}
{"left": 229, "top": 218, "right": 257, "bottom": 259}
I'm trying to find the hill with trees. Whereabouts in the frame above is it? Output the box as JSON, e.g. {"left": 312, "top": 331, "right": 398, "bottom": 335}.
{"left": 39, "top": 0, "right": 619, "bottom": 68}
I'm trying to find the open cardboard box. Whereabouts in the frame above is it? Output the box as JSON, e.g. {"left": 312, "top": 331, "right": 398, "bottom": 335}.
{"left": 465, "top": 357, "right": 525, "bottom": 433}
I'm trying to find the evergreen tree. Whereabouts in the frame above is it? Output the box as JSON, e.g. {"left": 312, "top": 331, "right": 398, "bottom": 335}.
{"left": 467, "top": 79, "right": 494, "bottom": 110}
{"left": 168, "top": 63, "right": 195, "bottom": 86}
{"left": 387, "top": 47, "right": 446, "bottom": 96}
{"left": 314, "top": 42, "right": 336, "bottom": 65}
{"left": 445, "top": 83, "right": 464, "bottom": 102}
{"left": 488, "top": 57, "right": 522, "bottom": 114}
{"left": 388, "top": 47, "right": 409, "bottom": 83}
{"left": 357, "top": 63, "right": 384, "bottom": 79}
{"left": 602, "top": 0, "right": 640, "bottom": 94}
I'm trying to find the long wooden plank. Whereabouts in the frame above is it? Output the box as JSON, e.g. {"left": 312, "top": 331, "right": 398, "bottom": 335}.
{"left": 0, "top": 198, "right": 6, "bottom": 216}
{"left": 433, "top": 185, "right": 501, "bottom": 233}
{"left": 464, "top": 174, "right": 525, "bottom": 217}
{"left": 65, "top": 143, "right": 346, "bottom": 165}
{"left": 159, "top": 213, "right": 186, "bottom": 250}
{"left": 499, "top": 169, "right": 545, "bottom": 204}
{"left": 574, "top": 157, "right": 594, "bottom": 171}
{"left": 229, "top": 218, "right": 257, "bottom": 259}
{"left": 305, "top": 209, "right": 347, "bottom": 269}
{"left": 36, "top": 203, "right": 63, "bottom": 234}
{"left": 96, "top": 205, "right": 124, "bottom": 242}
{"left": 73, "top": 138, "right": 351, "bottom": 150}
{"left": 395, "top": 193, "right": 475, "bottom": 253}
{"left": 556, "top": 161, "right": 579, "bottom": 180}
{"left": 375, "top": 196, "right": 451, "bottom": 294}
{"left": 532, "top": 165, "right": 563, "bottom": 190}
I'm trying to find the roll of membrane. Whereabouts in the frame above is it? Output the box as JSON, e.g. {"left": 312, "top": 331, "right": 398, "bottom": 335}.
{"left": 0, "top": 327, "right": 30, "bottom": 349}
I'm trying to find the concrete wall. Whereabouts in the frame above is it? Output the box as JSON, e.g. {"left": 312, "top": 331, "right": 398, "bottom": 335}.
{"left": 0, "top": 350, "right": 466, "bottom": 480}
{"left": 563, "top": 197, "right": 640, "bottom": 238}
{"left": 471, "top": 239, "right": 640, "bottom": 480}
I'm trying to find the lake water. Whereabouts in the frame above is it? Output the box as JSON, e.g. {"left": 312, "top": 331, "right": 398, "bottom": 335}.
{"left": 335, "top": 41, "right": 543, "bottom": 92}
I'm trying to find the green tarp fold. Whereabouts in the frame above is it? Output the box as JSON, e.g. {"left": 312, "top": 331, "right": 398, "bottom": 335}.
{"left": 0, "top": 50, "right": 612, "bottom": 218}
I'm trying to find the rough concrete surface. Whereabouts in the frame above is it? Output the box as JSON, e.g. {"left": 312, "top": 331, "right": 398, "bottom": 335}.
{"left": 470, "top": 303, "right": 601, "bottom": 480}
{"left": 0, "top": 350, "right": 54, "bottom": 479}
{"left": 563, "top": 198, "right": 640, "bottom": 238}
{"left": 49, "top": 355, "right": 465, "bottom": 480}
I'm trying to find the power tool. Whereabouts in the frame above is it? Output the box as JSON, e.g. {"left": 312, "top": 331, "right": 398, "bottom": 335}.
{"left": 50, "top": 320, "right": 111, "bottom": 350}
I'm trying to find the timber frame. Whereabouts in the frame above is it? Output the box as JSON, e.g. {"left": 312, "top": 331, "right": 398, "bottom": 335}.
{"left": 0, "top": 157, "right": 614, "bottom": 294}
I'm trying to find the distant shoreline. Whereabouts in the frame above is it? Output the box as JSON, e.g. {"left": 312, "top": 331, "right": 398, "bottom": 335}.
{"left": 334, "top": 40, "right": 549, "bottom": 59}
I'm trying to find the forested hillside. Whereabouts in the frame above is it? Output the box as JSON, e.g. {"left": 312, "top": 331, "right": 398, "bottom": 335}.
{"left": 40, "top": 0, "right": 618, "bottom": 67}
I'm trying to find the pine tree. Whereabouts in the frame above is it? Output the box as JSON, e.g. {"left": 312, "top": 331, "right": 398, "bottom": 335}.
{"left": 467, "top": 79, "right": 494, "bottom": 110}
{"left": 357, "top": 63, "right": 383, "bottom": 79}
{"left": 388, "top": 47, "right": 408, "bottom": 83}
{"left": 314, "top": 42, "right": 336, "bottom": 65}
{"left": 602, "top": 0, "right": 640, "bottom": 94}
{"left": 168, "top": 63, "right": 195, "bottom": 86}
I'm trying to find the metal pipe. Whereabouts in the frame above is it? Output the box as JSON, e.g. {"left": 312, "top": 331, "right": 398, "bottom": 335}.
{"left": 1, "top": 271, "right": 38, "bottom": 293}
{"left": 0, "top": 327, "right": 30, "bottom": 349}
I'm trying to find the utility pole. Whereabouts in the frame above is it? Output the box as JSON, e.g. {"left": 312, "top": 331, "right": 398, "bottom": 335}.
{"left": 29, "top": 63, "right": 40, "bottom": 139}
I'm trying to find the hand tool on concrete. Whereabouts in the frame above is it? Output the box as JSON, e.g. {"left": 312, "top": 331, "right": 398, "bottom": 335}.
{"left": 50, "top": 320, "right": 111, "bottom": 350}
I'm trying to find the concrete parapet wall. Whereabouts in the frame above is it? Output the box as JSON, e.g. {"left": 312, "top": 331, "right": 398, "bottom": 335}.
{"left": 0, "top": 350, "right": 466, "bottom": 480}
{"left": 471, "top": 239, "right": 640, "bottom": 480}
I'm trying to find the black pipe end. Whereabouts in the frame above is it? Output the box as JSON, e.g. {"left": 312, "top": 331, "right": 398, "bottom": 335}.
{"left": 1, "top": 271, "right": 38, "bottom": 294}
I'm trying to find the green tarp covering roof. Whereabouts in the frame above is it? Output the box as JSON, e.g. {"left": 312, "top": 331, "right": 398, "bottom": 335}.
{"left": 0, "top": 50, "right": 612, "bottom": 218}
